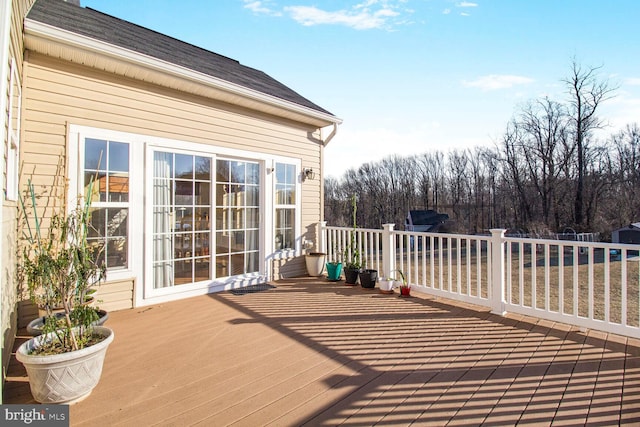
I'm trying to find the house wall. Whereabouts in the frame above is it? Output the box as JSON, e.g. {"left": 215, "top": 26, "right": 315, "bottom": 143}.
{"left": 2, "top": 0, "right": 35, "bottom": 397}
{"left": 20, "top": 53, "right": 323, "bottom": 309}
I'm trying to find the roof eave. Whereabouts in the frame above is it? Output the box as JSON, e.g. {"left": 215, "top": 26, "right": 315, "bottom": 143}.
{"left": 23, "top": 18, "right": 342, "bottom": 128}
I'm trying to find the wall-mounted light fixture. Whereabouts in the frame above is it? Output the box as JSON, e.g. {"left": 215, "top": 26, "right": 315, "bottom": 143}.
{"left": 303, "top": 168, "right": 316, "bottom": 181}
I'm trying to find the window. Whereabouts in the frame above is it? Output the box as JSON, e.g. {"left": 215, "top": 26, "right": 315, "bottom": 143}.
{"left": 84, "top": 138, "right": 130, "bottom": 270}
{"left": 275, "top": 162, "right": 296, "bottom": 250}
{"left": 5, "top": 58, "right": 20, "bottom": 201}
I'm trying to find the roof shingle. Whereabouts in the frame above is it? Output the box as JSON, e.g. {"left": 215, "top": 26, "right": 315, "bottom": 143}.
{"left": 27, "top": 0, "right": 334, "bottom": 116}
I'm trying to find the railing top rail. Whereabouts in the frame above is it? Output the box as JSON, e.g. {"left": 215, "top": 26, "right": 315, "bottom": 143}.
{"left": 504, "top": 235, "right": 640, "bottom": 250}
{"left": 393, "top": 230, "right": 490, "bottom": 241}
{"left": 325, "top": 226, "right": 383, "bottom": 234}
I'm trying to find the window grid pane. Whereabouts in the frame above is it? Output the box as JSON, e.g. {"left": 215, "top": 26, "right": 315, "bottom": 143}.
{"left": 215, "top": 159, "right": 261, "bottom": 278}
{"left": 275, "top": 163, "right": 296, "bottom": 250}
{"left": 84, "top": 138, "right": 130, "bottom": 270}
{"left": 153, "top": 151, "right": 212, "bottom": 288}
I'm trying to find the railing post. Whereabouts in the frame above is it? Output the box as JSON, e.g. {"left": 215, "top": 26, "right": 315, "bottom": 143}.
{"left": 490, "top": 228, "right": 507, "bottom": 315}
{"left": 382, "top": 224, "right": 396, "bottom": 279}
{"left": 317, "top": 221, "right": 327, "bottom": 253}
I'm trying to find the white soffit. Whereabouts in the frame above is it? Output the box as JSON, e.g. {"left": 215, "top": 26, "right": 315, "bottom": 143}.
{"left": 23, "top": 19, "right": 342, "bottom": 128}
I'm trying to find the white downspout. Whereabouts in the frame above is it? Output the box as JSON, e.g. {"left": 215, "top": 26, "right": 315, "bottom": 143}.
{"left": 322, "top": 123, "right": 338, "bottom": 147}
{"left": 319, "top": 123, "right": 338, "bottom": 224}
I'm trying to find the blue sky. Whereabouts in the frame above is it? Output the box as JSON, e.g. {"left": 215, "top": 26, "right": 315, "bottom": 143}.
{"left": 80, "top": 0, "right": 640, "bottom": 178}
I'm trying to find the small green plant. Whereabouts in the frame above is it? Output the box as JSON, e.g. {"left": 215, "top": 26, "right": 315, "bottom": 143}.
{"left": 19, "top": 179, "right": 106, "bottom": 354}
{"left": 393, "top": 270, "right": 408, "bottom": 289}
{"left": 344, "top": 194, "right": 362, "bottom": 270}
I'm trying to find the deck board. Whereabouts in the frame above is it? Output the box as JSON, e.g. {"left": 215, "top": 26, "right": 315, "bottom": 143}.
{"left": 4, "top": 277, "right": 640, "bottom": 426}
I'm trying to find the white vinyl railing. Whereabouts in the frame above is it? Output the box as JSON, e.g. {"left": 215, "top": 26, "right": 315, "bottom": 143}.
{"left": 321, "top": 223, "right": 640, "bottom": 339}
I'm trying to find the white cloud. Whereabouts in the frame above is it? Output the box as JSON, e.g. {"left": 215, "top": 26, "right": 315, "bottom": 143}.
{"left": 625, "top": 77, "right": 640, "bottom": 86}
{"left": 457, "top": 1, "right": 478, "bottom": 7}
{"left": 602, "top": 92, "right": 640, "bottom": 131}
{"left": 442, "top": 8, "right": 451, "bottom": 14}
{"left": 243, "top": 1, "right": 412, "bottom": 30}
{"left": 284, "top": 5, "right": 401, "bottom": 30}
{"left": 243, "top": 1, "right": 281, "bottom": 16}
{"left": 463, "top": 75, "right": 534, "bottom": 91}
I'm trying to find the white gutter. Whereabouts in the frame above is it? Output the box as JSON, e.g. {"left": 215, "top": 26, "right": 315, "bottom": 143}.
{"left": 24, "top": 18, "right": 342, "bottom": 127}
{"left": 322, "top": 123, "right": 339, "bottom": 146}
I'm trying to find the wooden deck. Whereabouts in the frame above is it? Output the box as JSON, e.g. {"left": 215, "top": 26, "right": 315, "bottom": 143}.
{"left": 5, "top": 277, "right": 640, "bottom": 426}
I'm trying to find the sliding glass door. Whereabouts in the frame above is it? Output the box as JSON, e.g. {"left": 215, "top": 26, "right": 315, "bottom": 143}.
{"left": 152, "top": 152, "right": 212, "bottom": 288}
{"left": 215, "top": 159, "right": 260, "bottom": 278}
{"left": 152, "top": 151, "right": 261, "bottom": 289}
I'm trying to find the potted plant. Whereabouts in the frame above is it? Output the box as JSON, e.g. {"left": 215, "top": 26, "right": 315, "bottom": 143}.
{"left": 325, "top": 246, "right": 343, "bottom": 281}
{"left": 359, "top": 267, "right": 377, "bottom": 289}
{"left": 343, "top": 194, "right": 362, "bottom": 285}
{"left": 16, "top": 179, "right": 114, "bottom": 404}
{"left": 343, "top": 241, "right": 362, "bottom": 285}
{"left": 326, "top": 260, "right": 343, "bottom": 281}
{"left": 26, "top": 308, "right": 109, "bottom": 336}
{"left": 396, "top": 270, "right": 411, "bottom": 296}
{"left": 305, "top": 251, "right": 326, "bottom": 277}
{"left": 379, "top": 275, "right": 395, "bottom": 294}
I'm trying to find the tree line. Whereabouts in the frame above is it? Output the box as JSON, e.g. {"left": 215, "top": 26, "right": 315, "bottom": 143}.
{"left": 324, "top": 61, "right": 640, "bottom": 240}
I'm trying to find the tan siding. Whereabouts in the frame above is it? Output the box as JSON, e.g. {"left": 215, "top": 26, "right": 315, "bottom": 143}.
{"left": 3, "top": 0, "right": 36, "bottom": 393}
{"left": 20, "top": 52, "right": 326, "bottom": 306}
{"left": 25, "top": 58, "right": 316, "bottom": 155}
{"left": 93, "top": 279, "right": 134, "bottom": 313}
{"left": 23, "top": 54, "right": 323, "bottom": 182}
{"left": 17, "top": 300, "right": 37, "bottom": 329}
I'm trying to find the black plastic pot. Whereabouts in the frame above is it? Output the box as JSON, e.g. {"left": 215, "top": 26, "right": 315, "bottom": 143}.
{"left": 359, "top": 269, "right": 378, "bottom": 288}
{"left": 344, "top": 267, "right": 361, "bottom": 285}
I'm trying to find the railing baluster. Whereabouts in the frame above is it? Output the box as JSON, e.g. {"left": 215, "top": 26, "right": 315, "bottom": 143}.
{"left": 604, "top": 246, "right": 610, "bottom": 323}
{"left": 414, "top": 234, "right": 420, "bottom": 286}
{"left": 588, "top": 246, "right": 594, "bottom": 320}
{"left": 519, "top": 242, "right": 524, "bottom": 307}
{"left": 322, "top": 224, "right": 639, "bottom": 338}
{"left": 506, "top": 240, "right": 512, "bottom": 304}
{"left": 544, "top": 243, "right": 550, "bottom": 312}
{"left": 621, "top": 249, "right": 628, "bottom": 326}
{"left": 559, "top": 243, "right": 565, "bottom": 315}
{"left": 573, "top": 245, "right": 579, "bottom": 318}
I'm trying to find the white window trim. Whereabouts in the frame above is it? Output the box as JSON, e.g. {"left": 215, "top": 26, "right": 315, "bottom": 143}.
{"left": 6, "top": 57, "right": 21, "bottom": 201}
{"left": 68, "top": 125, "right": 141, "bottom": 283}
{"left": 272, "top": 160, "right": 302, "bottom": 260}
{"left": 69, "top": 125, "right": 303, "bottom": 306}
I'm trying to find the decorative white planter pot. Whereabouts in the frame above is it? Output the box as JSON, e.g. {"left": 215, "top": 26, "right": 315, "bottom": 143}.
{"left": 305, "top": 252, "right": 326, "bottom": 276}
{"left": 26, "top": 309, "right": 109, "bottom": 336}
{"left": 16, "top": 326, "right": 114, "bottom": 404}
{"left": 379, "top": 279, "right": 395, "bottom": 293}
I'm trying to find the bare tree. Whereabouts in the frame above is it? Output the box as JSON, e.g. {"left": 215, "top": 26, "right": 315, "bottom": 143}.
{"left": 563, "top": 59, "right": 617, "bottom": 229}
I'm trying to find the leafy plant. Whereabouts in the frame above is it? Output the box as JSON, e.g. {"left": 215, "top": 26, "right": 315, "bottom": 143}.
{"left": 344, "top": 194, "right": 362, "bottom": 270}
{"left": 19, "top": 179, "right": 106, "bottom": 354}
{"left": 394, "top": 270, "right": 408, "bottom": 289}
